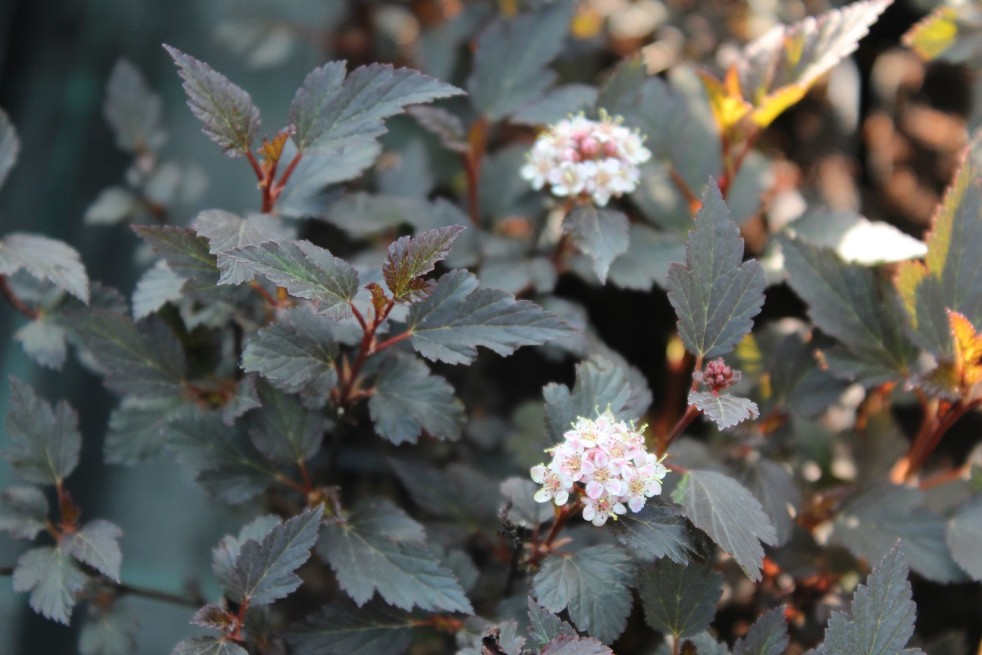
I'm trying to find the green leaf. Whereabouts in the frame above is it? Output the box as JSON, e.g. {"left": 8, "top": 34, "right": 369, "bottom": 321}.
{"left": 528, "top": 597, "right": 577, "bottom": 647}
{"left": 666, "top": 182, "right": 765, "bottom": 359}
{"left": 4, "top": 378, "right": 81, "bottom": 484}
{"left": 895, "top": 142, "right": 982, "bottom": 357}
{"left": 946, "top": 494, "right": 982, "bottom": 580}
{"left": 541, "top": 635, "right": 613, "bottom": 655}
{"left": 193, "top": 209, "right": 294, "bottom": 286}
{"left": 320, "top": 498, "right": 472, "bottom": 613}
{"left": 782, "top": 236, "right": 919, "bottom": 384}
{"left": 248, "top": 380, "right": 324, "bottom": 465}
{"left": 904, "top": 5, "right": 982, "bottom": 63}
{"left": 405, "top": 270, "right": 573, "bottom": 365}
{"left": 407, "top": 105, "right": 467, "bottom": 152}
{"left": 608, "top": 499, "right": 695, "bottom": 564}
{"left": 189, "top": 604, "right": 236, "bottom": 632}
{"left": 79, "top": 603, "right": 139, "bottom": 655}
{"left": 63, "top": 519, "right": 123, "bottom": 582}
{"left": 0, "top": 486, "right": 49, "bottom": 539}
{"left": 733, "top": 606, "right": 789, "bottom": 655}
{"left": 0, "top": 107, "right": 21, "bottom": 190}
{"left": 543, "top": 355, "right": 651, "bottom": 443}
{"left": 167, "top": 412, "right": 279, "bottom": 504}
{"left": 171, "top": 637, "right": 248, "bottom": 655}
{"left": 289, "top": 61, "right": 462, "bottom": 152}
{"left": 383, "top": 225, "right": 465, "bottom": 303}
{"left": 467, "top": 2, "right": 575, "bottom": 120}
{"left": 564, "top": 206, "right": 630, "bottom": 284}
{"left": 688, "top": 390, "right": 760, "bottom": 430}
{"left": 0, "top": 233, "right": 89, "bottom": 302}
{"left": 13, "top": 546, "right": 87, "bottom": 625}
{"left": 533, "top": 544, "right": 634, "bottom": 644}
{"left": 821, "top": 543, "right": 920, "bottom": 655}
{"left": 672, "top": 469, "right": 778, "bottom": 582}
{"left": 275, "top": 140, "right": 382, "bottom": 217}
{"left": 105, "top": 395, "right": 192, "bottom": 464}
{"left": 763, "top": 328, "right": 850, "bottom": 417}
{"left": 15, "top": 317, "right": 67, "bottom": 369}
{"left": 225, "top": 240, "right": 358, "bottom": 318}
{"left": 831, "top": 484, "right": 967, "bottom": 583}
{"left": 511, "top": 84, "right": 597, "bottom": 126}
{"left": 84, "top": 186, "right": 138, "bottom": 225}
{"left": 639, "top": 559, "right": 723, "bottom": 639}
{"left": 607, "top": 225, "right": 685, "bottom": 292}
{"left": 287, "top": 601, "right": 417, "bottom": 655}
{"left": 132, "top": 261, "right": 186, "bottom": 319}
{"left": 164, "top": 45, "right": 260, "bottom": 156}
{"left": 368, "top": 353, "right": 464, "bottom": 445}
{"left": 737, "top": 458, "right": 801, "bottom": 547}
{"left": 76, "top": 311, "right": 187, "bottom": 397}
{"left": 104, "top": 59, "right": 165, "bottom": 154}
{"left": 227, "top": 505, "right": 322, "bottom": 605}
{"left": 132, "top": 225, "right": 221, "bottom": 299}
{"left": 241, "top": 307, "right": 341, "bottom": 398}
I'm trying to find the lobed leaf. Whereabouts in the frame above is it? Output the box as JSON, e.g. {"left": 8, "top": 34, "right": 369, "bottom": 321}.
{"left": 0, "top": 486, "right": 49, "bottom": 540}
{"left": 904, "top": 5, "right": 982, "bottom": 63}
{"left": 289, "top": 61, "right": 461, "bottom": 152}
{"left": 224, "top": 240, "right": 358, "bottom": 318}
{"left": 166, "top": 412, "right": 279, "bottom": 504}
{"left": 105, "top": 395, "right": 193, "bottom": 464}
{"left": 390, "top": 460, "right": 499, "bottom": 531}
{"left": 193, "top": 209, "right": 294, "bottom": 285}
{"left": 688, "top": 390, "right": 760, "bottom": 430}
{"left": 0, "top": 233, "right": 89, "bottom": 303}
{"left": 607, "top": 225, "right": 685, "bottom": 292}
{"left": 104, "top": 59, "right": 165, "bottom": 153}
{"left": 227, "top": 505, "right": 322, "bottom": 605}
{"left": 500, "top": 477, "right": 553, "bottom": 529}
{"left": 4, "top": 378, "right": 81, "bottom": 485}
{"left": 383, "top": 225, "right": 465, "bottom": 303}
{"left": 528, "top": 597, "right": 578, "bottom": 647}
{"left": 666, "top": 181, "right": 764, "bottom": 359}
{"left": 782, "top": 236, "right": 918, "bottom": 384}
{"left": 733, "top": 606, "right": 790, "bottom": 655}
{"left": 164, "top": 45, "right": 260, "bottom": 156}
{"left": 532, "top": 544, "right": 635, "bottom": 644}
{"left": 831, "top": 483, "right": 967, "bottom": 583}
{"left": 319, "top": 498, "right": 472, "bottom": 613}
{"left": 730, "top": 0, "right": 892, "bottom": 129}
{"left": 287, "top": 600, "right": 417, "bottom": 655}
{"left": 13, "top": 546, "right": 87, "bottom": 625}
{"left": 79, "top": 603, "right": 139, "bottom": 655}
{"left": 76, "top": 310, "right": 187, "bottom": 397}
{"left": 0, "top": 107, "right": 21, "bottom": 190}
{"left": 821, "top": 543, "right": 921, "bottom": 655}
{"left": 467, "top": 1, "right": 575, "bottom": 120}
{"left": 896, "top": 141, "right": 982, "bottom": 357}
{"left": 511, "top": 84, "right": 598, "bottom": 126}
{"left": 407, "top": 105, "right": 467, "bottom": 152}
{"left": 63, "top": 519, "right": 124, "bottom": 582}
{"left": 241, "top": 307, "right": 341, "bottom": 398}
{"left": 563, "top": 206, "right": 630, "bottom": 284}
{"left": 946, "top": 494, "right": 982, "bottom": 581}
{"left": 211, "top": 515, "right": 282, "bottom": 588}
{"left": 737, "top": 458, "right": 801, "bottom": 547}
{"left": 672, "top": 469, "right": 778, "bottom": 581}
{"left": 639, "top": 559, "right": 723, "bottom": 639}
{"left": 543, "top": 355, "right": 652, "bottom": 443}
{"left": 368, "top": 353, "right": 465, "bottom": 445}
{"left": 247, "top": 381, "right": 324, "bottom": 465}
{"left": 132, "top": 261, "right": 185, "bottom": 319}
{"left": 405, "top": 269, "right": 573, "bottom": 365}
{"left": 326, "top": 193, "right": 469, "bottom": 239}
{"left": 540, "top": 635, "right": 613, "bottom": 655}
{"left": 608, "top": 499, "right": 696, "bottom": 564}
{"left": 132, "top": 225, "right": 222, "bottom": 300}
{"left": 171, "top": 637, "right": 248, "bottom": 655}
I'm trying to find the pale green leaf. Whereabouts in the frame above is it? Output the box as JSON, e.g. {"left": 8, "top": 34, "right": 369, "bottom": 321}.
{"left": 0, "top": 486, "right": 49, "bottom": 540}
{"left": 104, "top": 59, "right": 165, "bottom": 153}
{"left": 564, "top": 206, "right": 630, "bottom": 284}
{"left": 0, "top": 233, "right": 89, "bottom": 302}
{"left": 13, "top": 546, "right": 86, "bottom": 625}
{"left": 688, "top": 390, "right": 760, "bottom": 430}
{"left": 4, "top": 378, "right": 81, "bottom": 485}
{"left": 368, "top": 353, "right": 464, "bottom": 445}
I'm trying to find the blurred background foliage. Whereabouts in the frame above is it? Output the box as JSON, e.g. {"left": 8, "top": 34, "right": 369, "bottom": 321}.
{"left": 0, "top": 0, "right": 977, "bottom": 652}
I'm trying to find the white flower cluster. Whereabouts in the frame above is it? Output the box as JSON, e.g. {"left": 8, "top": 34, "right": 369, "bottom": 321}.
{"left": 530, "top": 409, "right": 668, "bottom": 526}
{"left": 520, "top": 112, "right": 652, "bottom": 206}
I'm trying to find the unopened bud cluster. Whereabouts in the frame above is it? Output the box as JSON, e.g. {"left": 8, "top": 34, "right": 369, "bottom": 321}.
{"left": 530, "top": 409, "right": 667, "bottom": 526}
{"left": 693, "top": 357, "right": 741, "bottom": 394}
{"left": 520, "top": 111, "right": 652, "bottom": 206}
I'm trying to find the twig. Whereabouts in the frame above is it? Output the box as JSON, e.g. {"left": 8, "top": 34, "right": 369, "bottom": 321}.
{"left": 0, "top": 275, "right": 39, "bottom": 320}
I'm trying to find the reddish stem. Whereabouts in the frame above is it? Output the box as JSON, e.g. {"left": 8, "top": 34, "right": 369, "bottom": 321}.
{"left": 658, "top": 404, "right": 701, "bottom": 457}
{"left": 374, "top": 331, "right": 412, "bottom": 352}
{"left": 245, "top": 151, "right": 264, "bottom": 182}
{"left": 669, "top": 167, "right": 701, "bottom": 217}
{"left": 0, "top": 275, "right": 39, "bottom": 320}
{"left": 891, "top": 398, "right": 980, "bottom": 483}
{"left": 336, "top": 298, "right": 400, "bottom": 405}
{"left": 463, "top": 118, "right": 489, "bottom": 225}
{"left": 269, "top": 151, "right": 304, "bottom": 207}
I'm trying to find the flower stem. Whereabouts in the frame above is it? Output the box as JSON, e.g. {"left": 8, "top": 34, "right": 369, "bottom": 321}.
{"left": 658, "top": 404, "right": 700, "bottom": 457}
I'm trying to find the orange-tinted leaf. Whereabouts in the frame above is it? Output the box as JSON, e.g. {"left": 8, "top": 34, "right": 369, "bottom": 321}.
{"left": 904, "top": 7, "right": 960, "bottom": 60}
{"left": 948, "top": 309, "right": 982, "bottom": 390}
{"left": 697, "top": 68, "right": 751, "bottom": 135}
{"left": 259, "top": 126, "right": 295, "bottom": 175}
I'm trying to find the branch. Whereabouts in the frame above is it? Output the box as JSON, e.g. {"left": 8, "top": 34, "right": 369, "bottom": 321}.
{"left": 0, "top": 274, "right": 40, "bottom": 320}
